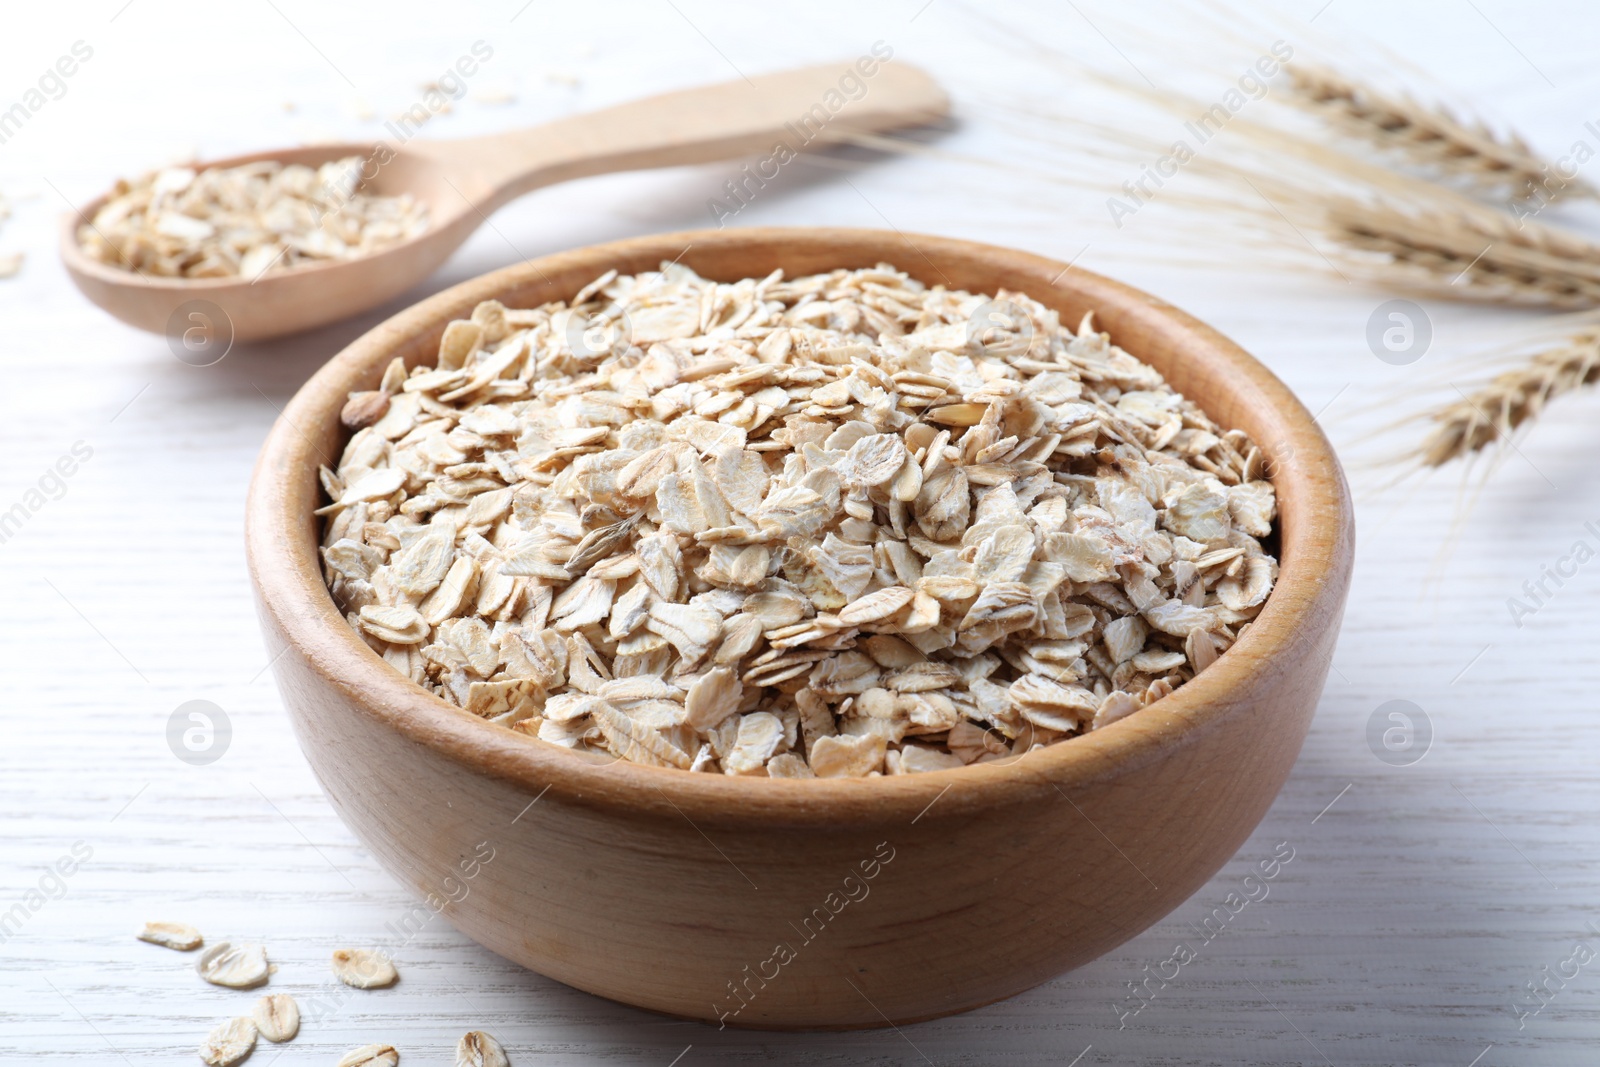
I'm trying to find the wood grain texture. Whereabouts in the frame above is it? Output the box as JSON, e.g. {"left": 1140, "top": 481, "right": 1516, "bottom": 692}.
{"left": 58, "top": 63, "right": 947, "bottom": 341}
{"left": 6, "top": 0, "right": 1600, "bottom": 1062}
{"left": 245, "top": 228, "right": 1353, "bottom": 1027}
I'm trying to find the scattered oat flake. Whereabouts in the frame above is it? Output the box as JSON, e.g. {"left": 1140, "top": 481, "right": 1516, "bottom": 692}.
{"left": 197, "top": 942, "right": 270, "bottom": 988}
{"left": 319, "top": 264, "right": 1278, "bottom": 777}
{"left": 251, "top": 993, "right": 300, "bottom": 1042}
{"left": 332, "top": 947, "right": 398, "bottom": 988}
{"left": 0, "top": 252, "right": 22, "bottom": 278}
{"left": 137, "top": 920, "right": 202, "bottom": 950}
{"left": 199, "top": 1017, "right": 257, "bottom": 1067}
{"left": 339, "top": 1044, "right": 400, "bottom": 1067}
{"left": 456, "top": 1030, "right": 509, "bottom": 1067}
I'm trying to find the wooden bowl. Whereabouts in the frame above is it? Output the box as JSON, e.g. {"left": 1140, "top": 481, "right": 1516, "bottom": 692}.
{"left": 245, "top": 228, "right": 1354, "bottom": 1029}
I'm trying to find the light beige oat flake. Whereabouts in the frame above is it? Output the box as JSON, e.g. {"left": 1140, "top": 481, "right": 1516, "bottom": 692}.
{"left": 810, "top": 733, "right": 888, "bottom": 778}
{"left": 251, "top": 993, "right": 300, "bottom": 1042}
{"left": 197, "top": 942, "right": 269, "bottom": 988}
{"left": 199, "top": 1017, "right": 257, "bottom": 1067}
{"left": 332, "top": 947, "right": 398, "bottom": 988}
{"left": 137, "top": 920, "right": 202, "bottom": 950}
{"left": 339, "top": 1044, "right": 400, "bottom": 1067}
{"left": 456, "top": 1030, "right": 510, "bottom": 1067}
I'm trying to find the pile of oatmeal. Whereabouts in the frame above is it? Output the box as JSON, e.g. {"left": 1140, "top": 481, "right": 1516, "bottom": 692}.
{"left": 78, "top": 157, "right": 427, "bottom": 279}
{"left": 318, "top": 264, "right": 1278, "bottom": 777}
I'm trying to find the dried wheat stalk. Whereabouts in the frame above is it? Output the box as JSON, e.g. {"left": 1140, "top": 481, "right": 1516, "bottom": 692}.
{"left": 1288, "top": 64, "right": 1595, "bottom": 205}
{"left": 1323, "top": 198, "right": 1600, "bottom": 308}
{"left": 1421, "top": 328, "right": 1600, "bottom": 465}
{"left": 919, "top": 66, "right": 1600, "bottom": 309}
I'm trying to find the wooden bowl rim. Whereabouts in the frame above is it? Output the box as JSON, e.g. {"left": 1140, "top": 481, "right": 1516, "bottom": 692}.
{"left": 245, "top": 226, "right": 1353, "bottom": 826}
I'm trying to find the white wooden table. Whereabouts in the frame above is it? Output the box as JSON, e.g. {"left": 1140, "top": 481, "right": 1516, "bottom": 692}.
{"left": 5, "top": 1, "right": 1599, "bottom": 1063}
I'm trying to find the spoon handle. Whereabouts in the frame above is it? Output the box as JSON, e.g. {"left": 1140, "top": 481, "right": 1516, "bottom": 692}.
{"left": 410, "top": 60, "right": 948, "bottom": 209}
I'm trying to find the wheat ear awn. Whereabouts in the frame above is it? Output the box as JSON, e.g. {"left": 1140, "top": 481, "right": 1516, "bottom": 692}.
{"left": 1421, "top": 328, "right": 1600, "bottom": 466}
{"left": 1322, "top": 197, "right": 1600, "bottom": 308}
{"left": 1288, "top": 64, "right": 1595, "bottom": 205}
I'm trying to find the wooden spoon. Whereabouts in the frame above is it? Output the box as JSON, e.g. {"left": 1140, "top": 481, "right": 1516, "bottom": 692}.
{"left": 60, "top": 62, "right": 947, "bottom": 343}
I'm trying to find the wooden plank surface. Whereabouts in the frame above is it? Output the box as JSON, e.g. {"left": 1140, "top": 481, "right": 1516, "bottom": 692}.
{"left": 4, "top": 1, "right": 1599, "bottom": 1064}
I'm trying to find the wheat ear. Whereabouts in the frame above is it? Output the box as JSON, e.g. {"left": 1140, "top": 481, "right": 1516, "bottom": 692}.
{"left": 1288, "top": 64, "right": 1595, "bottom": 205}
{"left": 1421, "top": 328, "right": 1600, "bottom": 465}
{"left": 1321, "top": 198, "right": 1600, "bottom": 308}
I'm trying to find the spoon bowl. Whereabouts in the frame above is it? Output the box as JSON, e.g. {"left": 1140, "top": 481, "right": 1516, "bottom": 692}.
{"left": 62, "top": 140, "right": 480, "bottom": 345}
{"left": 61, "top": 62, "right": 948, "bottom": 342}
